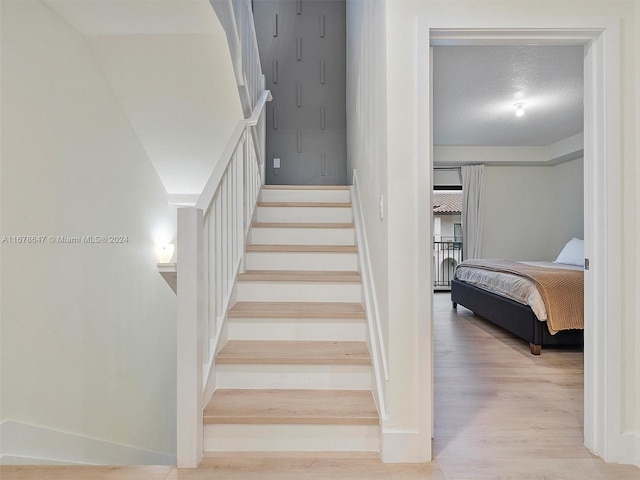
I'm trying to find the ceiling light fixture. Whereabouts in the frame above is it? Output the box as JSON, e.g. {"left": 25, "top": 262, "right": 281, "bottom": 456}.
{"left": 514, "top": 102, "right": 525, "bottom": 117}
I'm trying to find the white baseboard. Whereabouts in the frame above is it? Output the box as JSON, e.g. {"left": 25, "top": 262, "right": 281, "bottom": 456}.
{"left": 621, "top": 432, "right": 640, "bottom": 468}
{"left": 380, "top": 429, "right": 431, "bottom": 463}
{"left": 0, "top": 420, "right": 175, "bottom": 466}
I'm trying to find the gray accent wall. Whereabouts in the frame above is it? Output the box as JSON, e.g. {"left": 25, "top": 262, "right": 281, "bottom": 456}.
{"left": 253, "top": 0, "right": 347, "bottom": 185}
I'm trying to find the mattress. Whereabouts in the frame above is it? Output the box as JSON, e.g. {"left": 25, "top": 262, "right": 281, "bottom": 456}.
{"left": 454, "top": 261, "right": 583, "bottom": 321}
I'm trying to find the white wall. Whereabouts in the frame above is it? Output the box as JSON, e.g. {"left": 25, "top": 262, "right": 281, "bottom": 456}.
{"left": 1, "top": 0, "right": 178, "bottom": 464}
{"left": 348, "top": 0, "right": 431, "bottom": 461}
{"left": 87, "top": 32, "right": 243, "bottom": 195}
{"left": 43, "top": 0, "right": 245, "bottom": 197}
{"left": 481, "top": 159, "right": 584, "bottom": 260}
{"left": 346, "top": 2, "right": 389, "bottom": 354}
{"left": 635, "top": 0, "right": 640, "bottom": 443}
{"left": 349, "top": 0, "right": 433, "bottom": 461}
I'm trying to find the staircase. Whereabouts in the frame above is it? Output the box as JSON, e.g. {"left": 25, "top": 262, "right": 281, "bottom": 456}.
{"left": 203, "top": 185, "right": 380, "bottom": 452}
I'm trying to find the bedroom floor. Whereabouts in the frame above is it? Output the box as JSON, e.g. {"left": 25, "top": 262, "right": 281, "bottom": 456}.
{"left": 3, "top": 292, "right": 638, "bottom": 480}
{"left": 432, "top": 291, "right": 638, "bottom": 479}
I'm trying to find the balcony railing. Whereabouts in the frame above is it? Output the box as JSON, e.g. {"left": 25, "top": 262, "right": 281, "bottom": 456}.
{"left": 433, "top": 237, "right": 463, "bottom": 290}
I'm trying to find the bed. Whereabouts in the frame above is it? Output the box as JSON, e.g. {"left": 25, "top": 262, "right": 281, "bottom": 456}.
{"left": 451, "top": 238, "right": 585, "bottom": 355}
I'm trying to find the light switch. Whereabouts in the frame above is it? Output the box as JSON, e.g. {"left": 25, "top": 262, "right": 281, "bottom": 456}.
{"left": 273, "top": 157, "right": 281, "bottom": 168}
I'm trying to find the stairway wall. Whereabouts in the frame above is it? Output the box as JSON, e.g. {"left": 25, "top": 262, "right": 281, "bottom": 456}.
{"left": 253, "top": 0, "right": 347, "bottom": 185}
{"left": 1, "top": 0, "right": 176, "bottom": 464}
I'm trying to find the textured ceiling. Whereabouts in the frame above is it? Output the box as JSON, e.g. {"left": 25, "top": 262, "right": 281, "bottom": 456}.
{"left": 433, "top": 45, "right": 584, "bottom": 147}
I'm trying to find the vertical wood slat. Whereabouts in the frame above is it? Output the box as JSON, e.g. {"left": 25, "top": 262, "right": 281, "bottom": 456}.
{"left": 321, "top": 106, "right": 326, "bottom": 130}
{"left": 225, "top": 169, "right": 231, "bottom": 295}
{"left": 320, "top": 14, "right": 325, "bottom": 37}
{"left": 297, "top": 37, "right": 302, "bottom": 61}
{"left": 237, "top": 135, "right": 245, "bottom": 274}
{"left": 296, "top": 0, "right": 301, "bottom": 15}
{"left": 297, "top": 83, "right": 302, "bottom": 107}
{"left": 202, "top": 217, "right": 210, "bottom": 362}
{"left": 320, "top": 60, "right": 326, "bottom": 84}
{"left": 222, "top": 176, "right": 228, "bottom": 309}
{"left": 273, "top": 60, "right": 278, "bottom": 84}
{"left": 228, "top": 164, "right": 233, "bottom": 289}
{"left": 215, "top": 197, "right": 222, "bottom": 321}
{"left": 273, "top": 13, "right": 278, "bottom": 37}
{"left": 207, "top": 211, "right": 216, "bottom": 341}
{"left": 297, "top": 129, "right": 302, "bottom": 153}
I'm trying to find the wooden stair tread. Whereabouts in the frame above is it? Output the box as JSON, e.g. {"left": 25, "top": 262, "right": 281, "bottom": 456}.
{"left": 228, "top": 301, "right": 366, "bottom": 319}
{"left": 262, "top": 185, "right": 350, "bottom": 190}
{"left": 237, "top": 270, "right": 361, "bottom": 283}
{"left": 216, "top": 340, "right": 371, "bottom": 365}
{"left": 252, "top": 222, "right": 354, "bottom": 229}
{"left": 258, "top": 202, "right": 351, "bottom": 208}
{"left": 246, "top": 244, "right": 358, "bottom": 253}
{"left": 204, "top": 389, "right": 379, "bottom": 425}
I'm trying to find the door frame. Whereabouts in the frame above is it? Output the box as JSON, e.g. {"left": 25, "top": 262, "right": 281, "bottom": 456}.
{"left": 417, "top": 17, "right": 624, "bottom": 462}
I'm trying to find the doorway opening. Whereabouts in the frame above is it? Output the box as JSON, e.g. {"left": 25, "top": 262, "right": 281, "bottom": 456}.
{"left": 417, "top": 19, "right": 622, "bottom": 462}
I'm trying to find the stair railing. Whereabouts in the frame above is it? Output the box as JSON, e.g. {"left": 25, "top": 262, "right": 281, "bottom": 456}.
{"left": 173, "top": 1, "right": 269, "bottom": 467}
{"left": 176, "top": 90, "right": 270, "bottom": 468}
{"left": 210, "top": 0, "right": 266, "bottom": 118}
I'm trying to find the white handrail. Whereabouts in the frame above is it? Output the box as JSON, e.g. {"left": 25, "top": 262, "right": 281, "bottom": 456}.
{"left": 196, "top": 122, "right": 245, "bottom": 215}
{"left": 196, "top": 91, "right": 271, "bottom": 215}
{"left": 247, "top": 90, "right": 273, "bottom": 126}
{"left": 351, "top": 170, "right": 388, "bottom": 420}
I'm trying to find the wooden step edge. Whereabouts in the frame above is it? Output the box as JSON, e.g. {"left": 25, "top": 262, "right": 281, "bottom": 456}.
{"left": 246, "top": 244, "right": 358, "bottom": 253}
{"left": 214, "top": 355, "right": 371, "bottom": 365}
{"left": 227, "top": 310, "right": 367, "bottom": 320}
{"left": 262, "top": 185, "right": 350, "bottom": 190}
{"left": 237, "top": 271, "right": 362, "bottom": 283}
{"left": 227, "top": 302, "right": 366, "bottom": 320}
{"left": 203, "top": 389, "right": 379, "bottom": 426}
{"left": 201, "top": 452, "right": 381, "bottom": 460}
{"left": 258, "top": 202, "right": 352, "bottom": 208}
{"left": 203, "top": 414, "right": 379, "bottom": 426}
{"left": 252, "top": 222, "right": 354, "bottom": 229}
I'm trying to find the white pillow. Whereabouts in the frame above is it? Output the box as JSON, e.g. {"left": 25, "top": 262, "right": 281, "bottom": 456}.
{"left": 554, "top": 237, "right": 584, "bottom": 266}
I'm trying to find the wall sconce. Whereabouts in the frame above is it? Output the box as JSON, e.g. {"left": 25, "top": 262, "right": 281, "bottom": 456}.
{"left": 156, "top": 243, "right": 175, "bottom": 263}
{"left": 514, "top": 102, "right": 525, "bottom": 117}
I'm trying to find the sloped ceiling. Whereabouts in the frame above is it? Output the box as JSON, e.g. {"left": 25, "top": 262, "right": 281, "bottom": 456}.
{"left": 43, "top": 0, "right": 244, "bottom": 195}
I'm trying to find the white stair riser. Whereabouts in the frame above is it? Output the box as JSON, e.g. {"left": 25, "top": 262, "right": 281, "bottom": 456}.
{"left": 256, "top": 206, "right": 353, "bottom": 223}
{"left": 204, "top": 424, "right": 379, "bottom": 452}
{"left": 227, "top": 318, "right": 366, "bottom": 341}
{"left": 260, "top": 189, "right": 351, "bottom": 203}
{"left": 215, "top": 364, "right": 372, "bottom": 390}
{"left": 244, "top": 252, "right": 359, "bottom": 271}
{"left": 236, "top": 282, "right": 361, "bottom": 302}
{"left": 249, "top": 227, "right": 355, "bottom": 246}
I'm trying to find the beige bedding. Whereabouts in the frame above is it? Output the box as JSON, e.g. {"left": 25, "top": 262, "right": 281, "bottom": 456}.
{"left": 457, "top": 259, "right": 584, "bottom": 334}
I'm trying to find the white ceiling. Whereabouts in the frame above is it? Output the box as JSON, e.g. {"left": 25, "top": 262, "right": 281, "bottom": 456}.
{"left": 433, "top": 45, "right": 584, "bottom": 147}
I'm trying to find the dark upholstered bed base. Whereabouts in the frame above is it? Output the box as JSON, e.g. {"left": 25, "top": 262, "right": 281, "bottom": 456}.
{"left": 451, "top": 279, "right": 583, "bottom": 355}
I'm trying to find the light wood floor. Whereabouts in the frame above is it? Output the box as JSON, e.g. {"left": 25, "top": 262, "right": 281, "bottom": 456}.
{"left": 3, "top": 292, "right": 639, "bottom": 479}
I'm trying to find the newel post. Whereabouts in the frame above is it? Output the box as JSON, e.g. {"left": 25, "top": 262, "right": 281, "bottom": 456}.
{"left": 176, "top": 207, "right": 204, "bottom": 468}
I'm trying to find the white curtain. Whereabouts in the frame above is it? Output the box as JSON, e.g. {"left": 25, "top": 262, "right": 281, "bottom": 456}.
{"left": 461, "top": 164, "right": 485, "bottom": 260}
